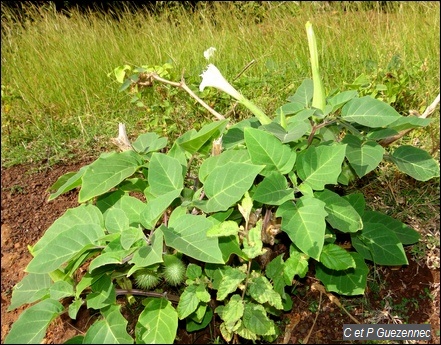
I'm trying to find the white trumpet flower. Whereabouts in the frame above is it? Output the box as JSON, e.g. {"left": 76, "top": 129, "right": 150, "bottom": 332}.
{"left": 199, "top": 64, "right": 272, "bottom": 124}
{"left": 200, "top": 64, "right": 243, "bottom": 100}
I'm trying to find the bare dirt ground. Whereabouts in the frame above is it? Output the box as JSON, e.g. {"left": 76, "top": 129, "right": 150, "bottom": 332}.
{"left": 1, "top": 158, "right": 440, "bottom": 344}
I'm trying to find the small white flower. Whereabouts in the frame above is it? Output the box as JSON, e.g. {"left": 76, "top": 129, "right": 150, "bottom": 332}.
{"left": 203, "top": 47, "right": 217, "bottom": 60}
{"left": 199, "top": 64, "right": 243, "bottom": 100}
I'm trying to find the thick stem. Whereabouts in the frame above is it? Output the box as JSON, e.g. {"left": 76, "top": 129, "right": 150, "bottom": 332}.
{"left": 115, "top": 288, "right": 180, "bottom": 303}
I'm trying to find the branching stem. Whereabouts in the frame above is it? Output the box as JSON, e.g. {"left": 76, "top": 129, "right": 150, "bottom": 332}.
{"left": 148, "top": 72, "right": 226, "bottom": 121}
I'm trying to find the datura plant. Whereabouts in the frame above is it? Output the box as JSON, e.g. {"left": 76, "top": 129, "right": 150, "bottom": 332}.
{"left": 5, "top": 22, "right": 439, "bottom": 344}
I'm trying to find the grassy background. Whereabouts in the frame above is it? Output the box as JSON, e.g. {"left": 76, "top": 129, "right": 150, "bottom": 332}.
{"left": 1, "top": 1, "right": 440, "bottom": 167}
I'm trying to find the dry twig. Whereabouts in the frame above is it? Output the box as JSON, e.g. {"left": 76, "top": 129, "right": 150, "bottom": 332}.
{"left": 379, "top": 93, "right": 440, "bottom": 147}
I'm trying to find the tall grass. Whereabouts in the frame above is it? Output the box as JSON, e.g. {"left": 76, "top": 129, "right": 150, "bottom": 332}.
{"left": 1, "top": 1, "right": 439, "bottom": 166}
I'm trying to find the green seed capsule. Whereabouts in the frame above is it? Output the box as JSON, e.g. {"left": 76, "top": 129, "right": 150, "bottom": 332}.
{"left": 163, "top": 255, "right": 186, "bottom": 286}
{"left": 133, "top": 269, "right": 161, "bottom": 290}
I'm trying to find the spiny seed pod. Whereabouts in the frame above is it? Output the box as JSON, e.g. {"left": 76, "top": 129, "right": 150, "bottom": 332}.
{"left": 133, "top": 269, "right": 161, "bottom": 290}
{"left": 162, "top": 254, "right": 186, "bottom": 286}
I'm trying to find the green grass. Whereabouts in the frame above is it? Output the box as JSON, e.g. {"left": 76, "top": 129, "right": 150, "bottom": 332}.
{"left": 1, "top": 1, "right": 440, "bottom": 166}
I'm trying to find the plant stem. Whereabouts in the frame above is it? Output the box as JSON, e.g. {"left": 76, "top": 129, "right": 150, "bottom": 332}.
{"left": 149, "top": 72, "right": 226, "bottom": 121}
{"left": 115, "top": 288, "right": 180, "bottom": 303}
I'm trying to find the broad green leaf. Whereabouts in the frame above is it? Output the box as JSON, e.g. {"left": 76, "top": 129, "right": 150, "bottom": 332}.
{"left": 168, "top": 206, "right": 189, "bottom": 227}
{"left": 118, "top": 178, "right": 148, "bottom": 193}
{"left": 244, "top": 127, "right": 296, "bottom": 176}
{"left": 218, "top": 235, "right": 246, "bottom": 262}
{"left": 89, "top": 238, "right": 135, "bottom": 272}
{"left": 286, "top": 78, "right": 313, "bottom": 106}
{"left": 284, "top": 119, "right": 311, "bottom": 143}
{"left": 68, "top": 299, "right": 83, "bottom": 320}
{"left": 222, "top": 118, "right": 260, "bottom": 149}
{"left": 197, "top": 162, "right": 263, "bottom": 213}
{"left": 112, "top": 195, "right": 148, "bottom": 228}
{"left": 242, "top": 220, "right": 266, "bottom": 259}
{"left": 208, "top": 209, "right": 234, "bottom": 225}
{"left": 319, "top": 243, "right": 355, "bottom": 270}
{"left": 219, "top": 318, "right": 234, "bottom": 343}
{"left": 289, "top": 108, "right": 316, "bottom": 122}
{"left": 296, "top": 143, "right": 347, "bottom": 190}
{"left": 113, "top": 64, "right": 131, "bottom": 83}
{"left": 277, "top": 197, "right": 327, "bottom": 260}
{"left": 9, "top": 273, "right": 52, "bottom": 311}
{"left": 177, "top": 285, "right": 200, "bottom": 320}
{"left": 388, "top": 116, "right": 432, "bottom": 131}
{"left": 341, "top": 96, "right": 402, "bottom": 128}
{"left": 248, "top": 276, "right": 283, "bottom": 309}
{"left": 120, "top": 226, "right": 145, "bottom": 250}
{"left": 79, "top": 150, "right": 142, "bottom": 202}
{"left": 316, "top": 252, "right": 368, "bottom": 296}
{"left": 4, "top": 299, "right": 63, "bottom": 344}
{"left": 390, "top": 145, "right": 440, "bottom": 181}
{"left": 243, "top": 303, "right": 275, "bottom": 336}
{"left": 253, "top": 171, "right": 294, "bottom": 205}
{"left": 47, "top": 166, "right": 88, "bottom": 201}
{"left": 351, "top": 222, "right": 408, "bottom": 265}
{"left": 75, "top": 270, "right": 107, "bottom": 300}
{"left": 195, "top": 284, "right": 211, "bottom": 303}
{"left": 235, "top": 321, "right": 259, "bottom": 341}
{"left": 337, "top": 160, "right": 357, "bottom": 185}
{"left": 266, "top": 255, "right": 291, "bottom": 296}
{"left": 26, "top": 223, "right": 104, "bottom": 274}
{"left": 189, "top": 303, "right": 207, "bottom": 324}
{"left": 342, "top": 134, "right": 385, "bottom": 177}
{"left": 199, "top": 149, "right": 251, "bottom": 183}
{"left": 136, "top": 298, "right": 178, "bottom": 344}
{"left": 86, "top": 274, "right": 116, "bottom": 310}
{"left": 83, "top": 305, "right": 133, "bottom": 344}
{"left": 128, "top": 228, "right": 164, "bottom": 271}
{"left": 342, "top": 192, "right": 366, "bottom": 217}
{"left": 141, "top": 189, "right": 182, "bottom": 230}
{"left": 327, "top": 90, "right": 358, "bottom": 112}
{"left": 362, "top": 210, "right": 420, "bottom": 245}
{"left": 32, "top": 204, "right": 103, "bottom": 255}
{"left": 207, "top": 220, "right": 240, "bottom": 237}
{"left": 96, "top": 190, "right": 125, "bottom": 214}
{"left": 105, "top": 208, "right": 130, "bottom": 233}
{"left": 262, "top": 120, "right": 310, "bottom": 143}
{"left": 186, "top": 264, "right": 202, "bottom": 280}
{"left": 177, "top": 119, "right": 229, "bottom": 154}
{"left": 284, "top": 247, "right": 309, "bottom": 280}
{"left": 220, "top": 294, "right": 244, "bottom": 326}
{"left": 164, "top": 215, "right": 224, "bottom": 264}
{"left": 148, "top": 153, "right": 184, "bottom": 196}
{"left": 132, "top": 132, "right": 167, "bottom": 154}
{"left": 275, "top": 101, "right": 304, "bottom": 116}
{"left": 314, "top": 189, "right": 363, "bottom": 233}
{"left": 186, "top": 306, "right": 213, "bottom": 332}
{"left": 167, "top": 141, "right": 188, "bottom": 170}
{"left": 216, "top": 266, "right": 247, "bottom": 301}
{"left": 49, "top": 280, "right": 75, "bottom": 300}
{"left": 366, "top": 128, "right": 399, "bottom": 140}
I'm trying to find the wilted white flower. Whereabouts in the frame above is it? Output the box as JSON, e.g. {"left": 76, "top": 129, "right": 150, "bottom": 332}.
{"left": 203, "top": 47, "right": 217, "bottom": 60}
